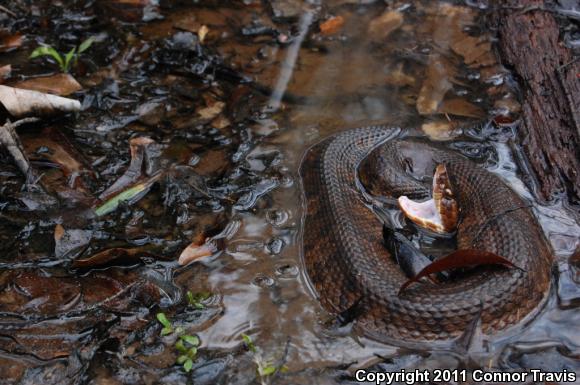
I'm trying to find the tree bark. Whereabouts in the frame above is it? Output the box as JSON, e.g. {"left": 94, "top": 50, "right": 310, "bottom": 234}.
{"left": 488, "top": 0, "right": 580, "bottom": 206}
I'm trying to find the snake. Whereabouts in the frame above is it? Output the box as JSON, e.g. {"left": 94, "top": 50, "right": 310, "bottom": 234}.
{"left": 299, "top": 126, "right": 552, "bottom": 343}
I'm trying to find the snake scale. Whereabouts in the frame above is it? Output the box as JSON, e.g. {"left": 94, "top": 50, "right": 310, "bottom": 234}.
{"left": 299, "top": 126, "right": 552, "bottom": 343}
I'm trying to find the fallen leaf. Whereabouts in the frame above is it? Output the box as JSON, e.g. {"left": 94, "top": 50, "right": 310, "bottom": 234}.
{"left": 198, "top": 25, "right": 209, "bottom": 43}
{"left": 98, "top": 136, "right": 161, "bottom": 200}
{"left": 54, "top": 226, "right": 92, "bottom": 259}
{"left": 0, "top": 85, "right": 81, "bottom": 117}
{"left": 0, "top": 31, "right": 22, "bottom": 52}
{"left": 94, "top": 173, "right": 162, "bottom": 216}
{"left": 421, "top": 121, "right": 455, "bottom": 141}
{"left": 384, "top": 64, "right": 416, "bottom": 87}
{"left": 12, "top": 74, "right": 82, "bottom": 96}
{"left": 368, "top": 11, "right": 403, "bottom": 41}
{"left": 54, "top": 224, "right": 65, "bottom": 241}
{"left": 398, "top": 249, "right": 521, "bottom": 294}
{"left": 450, "top": 35, "right": 494, "bottom": 68}
{"left": 320, "top": 16, "right": 344, "bottom": 36}
{"left": 438, "top": 98, "right": 485, "bottom": 118}
{"left": 72, "top": 247, "right": 158, "bottom": 268}
{"left": 197, "top": 101, "right": 225, "bottom": 120}
{"left": 416, "top": 55, "right": 455, "bottom": 115}
{"left": 178, "top": 240, "right": 218, "bottom": 265}
{"left": 23, "top": 127, "right": 88, "bottom": 178}
{"left": 0, "top": 64, "right": 11, "bottom": 83}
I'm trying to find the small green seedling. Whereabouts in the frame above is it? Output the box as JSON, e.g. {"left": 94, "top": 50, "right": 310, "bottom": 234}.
{"left": 29, "top": 36, "right": 95, "bottom": 73}
{"left": 241, "top": 334, "right": 288, "bottom": 384}
{"left": 156, "top": 312, "right": 173, "bottom": 336}
{"left": 155, "top": 312, "right": 201, "bottom": 373}
{"left": 176, "top": 334, "right": 200, "bottom": 372}
{"left": 186, "top": 291, "right": 211, "bottom": 309}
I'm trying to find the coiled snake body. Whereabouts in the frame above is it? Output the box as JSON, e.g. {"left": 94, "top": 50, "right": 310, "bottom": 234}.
{"left": 300, "top": 126, "right": 552, "bottom": 342}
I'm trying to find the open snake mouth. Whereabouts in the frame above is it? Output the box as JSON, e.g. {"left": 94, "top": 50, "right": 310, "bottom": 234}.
{"left": 398, "top": 164, "right": 458, "bottom": 234}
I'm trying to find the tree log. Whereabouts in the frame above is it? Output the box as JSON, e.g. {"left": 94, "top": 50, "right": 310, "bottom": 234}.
{"left": 488, "top": 0, "right": 580, "bottom": 206}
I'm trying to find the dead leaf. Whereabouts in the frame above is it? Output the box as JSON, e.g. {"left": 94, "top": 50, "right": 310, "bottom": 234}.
{"left": 398, "top": 249, "right": 521, "bottom": 294}
{"left": 54, "top": 224, "right": 65, "bottom": 241}
{"left": 23, "top": 127, "right": 88, "bottom": 177}
{"left": 438, "top": 98, "right": 485, "bottom": 118}
{"left": 0, "top": 64, "right": 11, "bottom": 83}
{"left": 0, "top": 85, "right": 81, "bottom": 117}
{"left": 198, "top": 25, "right": 209, "bottom": 43}
{"left": 385, "top": 64, "right": 416, "bottom": 87}
{"left": 12, "top": 74, "right": 82, "bottom": 96}
{"left": 98, "top": 137, "right": 161, "bottom": 200}
{"left": 197, "top": 101, "right": 225, "bottom": 120}
{"left": 0, "top": 31, "right": 22, "bottom": 52}
{"left": 450, "top": 35, "right": 493, "bottom": 67}
{"left": 54, "top": 226, "right": 92, "bottom": 259}
{"left": 368, "top": 11, "right": 403, "bottom": 41}
{"left": 72, "top": 247, "right": 158, "bottom": 268}
{"left": 178, "top": 240, "right": 218, "bottom": 265}
{"left": 422, "top": 121, "right": 456, "bottom": 141}
{"left": 416, "top": 55, "right": 455, "bottom": 115}
{"left": 320, "top": 16, "right": 344, "bottom": 36}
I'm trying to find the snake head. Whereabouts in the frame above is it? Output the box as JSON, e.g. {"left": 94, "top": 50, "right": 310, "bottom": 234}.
{"left": 397, "top": 164, "right": 458, "bottom": 234}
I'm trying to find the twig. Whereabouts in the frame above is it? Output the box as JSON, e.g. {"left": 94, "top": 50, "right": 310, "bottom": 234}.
{"left": 0, "top": 5, "right": 16, "bottom": 18}
{"left": 0, "top": 118, "right": 39, "bottom": 176}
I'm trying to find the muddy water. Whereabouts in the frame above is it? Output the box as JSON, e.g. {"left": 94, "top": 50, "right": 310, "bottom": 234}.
{"left": 0, "top": 1, "right": 579, "bottom": 384}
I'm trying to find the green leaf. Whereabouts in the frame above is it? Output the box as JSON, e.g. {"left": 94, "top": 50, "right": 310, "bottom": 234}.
{"left": 183, "top": 358, "right": 193, "bottom": 372}
{"left": 242, "top": 333, "right": 256, "bottom": 353}
{"left": 186, "top": 291, "right": 194, "bottom": 304}
{"left": 187, "top": 347, "right": 198, "bottom": 359}
{"left": 259, "top": 365, "right": 277, "bottom": 376}
{"left": 160, "top": 327, "right": 172, "bottom": 336}
{"left": 156, "top": 312, "right": 172, "bottom": 328}
{"left": 29, "top": 45, "right": 64, "bottom": 69}
{"left": 175, "top": 339, "right": 187, "bottom": 353}
{"left": 180, "top": 335, "right": 200, "bottom": 346}
{"left": 279, "top": 365, "right": 289, "bottom": 373}
{"left": 95, "top": 181, "right": 151, "bottom": 216}
{"left": 78, "top": 37, "right": 95, "bottom": 53}
{"left": 176, "top": 355, "right": 188, "bottom": 365}
{"left": 63, "top": 47, "right": 76, "bottom": 72}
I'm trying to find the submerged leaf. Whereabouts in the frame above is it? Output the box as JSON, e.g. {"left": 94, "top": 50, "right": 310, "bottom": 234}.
{"left": 398, "top": 249, "right": 522, "bottom": 294}
{"left": 94, "top": 172, "right": 162, "bottom": 216}
{"left": 178, "top": 240, "right": 218, "bottom": 265}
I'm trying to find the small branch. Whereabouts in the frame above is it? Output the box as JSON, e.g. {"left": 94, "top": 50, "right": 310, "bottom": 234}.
{"left": 0, "top": 118, "right": 39, "bottom": 176}
{"left": 0, "top": 5, "right": 16, "bottom": 18}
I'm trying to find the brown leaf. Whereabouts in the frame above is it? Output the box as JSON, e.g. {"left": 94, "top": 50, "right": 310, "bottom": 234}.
{"left": 0, "top": 64, "right": 11, "bottom": 83}
{"left": 54, "top": 224, "right": 65, "bottom": 241}
{"left": 0, "top": 31, "right": 22, "bottom": 52}
{"left": 398, "top": 249, "right": 522, "bottom": 294}
{"left": 12, "top": 74, "right": 82, "bottom": 96}
{"left": 178, "top": 240, "right": 218, "bottom": 265}
{"left": 72, "top": 247, "right": 159, "bottom": 268}
{"left": 438, "top": 98, "right": 485, "bottom": 119}
{"left": 368, "top": 11, "right": 403, "bottom": 41}
{"left": 416, "top": 55, "right": 455, "bottom": 115}
{"left": 0, "top": 85, "right": 81, "bottom": 117}
{"left": 320, "top": 16, "right": 345, "bottom": 36}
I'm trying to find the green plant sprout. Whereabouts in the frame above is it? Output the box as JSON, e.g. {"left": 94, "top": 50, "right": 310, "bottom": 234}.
{"left": 156, "top": 312, "right": 201, "bottom": 373}
{"left": 186, "top": 290, "right": 211, "bottom": 309}
{"left": 241, "top": 333, "right": 288, "bottom": 384}
{"left": 29, "top": 36, "right": 95, "bottom": 73}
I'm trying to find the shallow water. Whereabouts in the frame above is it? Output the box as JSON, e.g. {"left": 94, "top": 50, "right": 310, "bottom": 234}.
{"left": 0, "top": 1, "right": 579, "bottom": 384}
